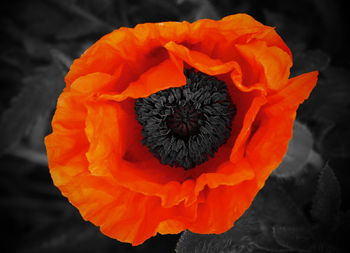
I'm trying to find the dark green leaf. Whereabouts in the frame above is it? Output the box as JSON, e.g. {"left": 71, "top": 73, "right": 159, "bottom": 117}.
{"left": 75, "top": 0, "right": 118, "bottom": 25}
{"left": 297, "top": 67, "right": 350, "bottom": 160}
{"left": 291, "top": 50, "right": 330, "bottom": 77}
{"left": 129, "top": 1, "right": 180, "bottom": 25}
{"left": 272, "top": 121, "right": 314, "bottom": 178}
{"left": 254, "top": 178, "right": 308, "bottom": 226}
{"left": 263, "top": 8, "right": 311, "bottom": 48}
{"left": 48, "top": 0, "right": 114, "bottom": 33}
{"left": 0, "top": 63, "right": 65, "bottom": 154}
{"left": 310, "top": 164, "right": 341, "bottom": 228}
{"left": 22, "top": 36, "right": 52, "bottom": 62}
{"left": 50, "top": 48, "right": 72, "bottom": 73}
{"left": 178, "top": 0, "right": 219, "bottom": 21}
{"left": 321, "top": 118, "right": 350, "bottom": 159}
{"left": 309, "top": 243, "right": 342, "bottom": 253}
{"left": 56, "top": 17, "right": 105, "bottom": 40}
{"left": 273, "top": 226, "right": 313, "bottom": 251}
{"left": 52, "top": 0, "right": 116, "bottom": 39}
{"left": 176, "top": 209, "right": 259, "bottom": 253}
{"left": 336, "top": 210, "right": 350, "bottom": 249}
{"left": 250, "top": 179, "right": 309, "bottom": 252}
{"left": 13, "top": 0, "right": 71, "bottom": 38}
{"left": 298, "top": 67, "right": 350, "bottom": 125}
{"left": 176, "top": 231, "right": 257, "bottom": 253}
{"left": 19, "top": 217, "right": 102, "bottom": 253}
{"left": 176, "top": 178, "right": 311, "bottom": 253}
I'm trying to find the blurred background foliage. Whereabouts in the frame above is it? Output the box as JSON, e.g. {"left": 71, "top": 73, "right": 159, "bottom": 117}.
{"left": 0, "top": 0, "right": 349, "bottom": 252}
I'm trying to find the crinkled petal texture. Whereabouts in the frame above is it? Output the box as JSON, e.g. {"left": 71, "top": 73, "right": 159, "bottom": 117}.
{"left": 45, "top": 14, "right": 318, "bottom": 245}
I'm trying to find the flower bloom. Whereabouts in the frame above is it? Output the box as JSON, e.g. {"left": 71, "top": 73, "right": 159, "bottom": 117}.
{"left": 45, "top": 14, "right": 318, "bottom": 245}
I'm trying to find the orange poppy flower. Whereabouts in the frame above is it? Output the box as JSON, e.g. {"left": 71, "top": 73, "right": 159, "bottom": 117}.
{"left": 45, "top": 14, "right": 318, "bottom": 245}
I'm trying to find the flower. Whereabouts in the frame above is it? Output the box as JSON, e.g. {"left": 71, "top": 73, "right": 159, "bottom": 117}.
{"left": 45, "top": 14, "right": 318, "bottom": 245}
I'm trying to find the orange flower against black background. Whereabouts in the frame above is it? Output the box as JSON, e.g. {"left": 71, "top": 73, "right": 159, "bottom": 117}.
{"left": 45, "top": 14, "right": 318, "bottom": 245}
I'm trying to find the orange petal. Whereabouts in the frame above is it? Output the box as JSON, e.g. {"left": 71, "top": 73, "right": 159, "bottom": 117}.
{"left": 219, "top": 14, "right": 291, "bottom": 56}
{"left": 157, "top": 220, "right": 186, "bottom": 235}
{"left": 62, "top": 173, "right": 200, "bottom": 246}
{"left": 195, "top": 159, "right": 255, "bottom": 192}
{"left": 235, "top": 40, "right": 292, "bottom": 90}
{"left": 246, "top": 72, "right": 318, "bottom": 186}
{"left": 65, "top": 42, "right": 122, "bottom": 87}
{"left": 45, "top": 89, "right": 90, "bottom": 187}
{"left": 189, "top": 180, "right": 258, "bottom": 233}
{"left": 246, "top": 111, "right": 295, "bottom": 187}
{"left": 46, "top": 134, "right": 88, "bottom": 186}
{"left": 66, "top": 27, "right": 170, "bottom": 90}
{"left": 85, "top": 102, "right": 121, "bottom": 177}
{"left": 266, "top": 71, "right": 319, "bottom": 115}
{"left": 61, "top": 174, "right": 158, "bottom": 245}
{"left": 230, "top": 92, "right": 267, "bottom": 162}
{"left": 133, "top": 21, "right": 191, "bottom": 45}
{"left": 70, "top": 72, "right": 116, "bottom": 94}
{"left": 100, "top": 56, "right": 186, "bottom": 101}
{"left": 164, "top": 41, "right": 238, "bottom": 76}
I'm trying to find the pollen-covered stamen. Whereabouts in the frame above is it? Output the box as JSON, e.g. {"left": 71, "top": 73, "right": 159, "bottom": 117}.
{"left": 135, "top": 69, "right": 236, "bottom": 170}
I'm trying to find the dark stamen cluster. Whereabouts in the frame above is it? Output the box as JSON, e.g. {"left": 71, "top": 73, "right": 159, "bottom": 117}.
{"left": 135, "top": 69, "right": 236, "bottom": 170}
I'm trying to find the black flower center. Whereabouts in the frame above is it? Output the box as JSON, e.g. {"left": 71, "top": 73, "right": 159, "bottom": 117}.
{"left": 135, "top": 69, "right": 236, "bottom": 170}
{"left": 166, "top": 104, "right": 203, "bottom": 137}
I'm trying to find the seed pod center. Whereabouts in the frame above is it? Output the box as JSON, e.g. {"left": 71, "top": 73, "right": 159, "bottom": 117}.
{"left": 135, "top": 69, "right": 236, "bottom": 170}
